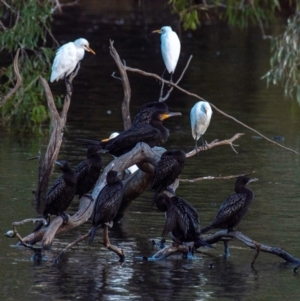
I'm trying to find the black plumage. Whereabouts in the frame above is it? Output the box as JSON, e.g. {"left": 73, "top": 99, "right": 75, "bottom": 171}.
{"left": 78, "top": 109, "right": 181, "bottom": 157}
{"left": 131, "top": 101, "right": 168, "bottom": 126}
{"left": 155, "top": 193, "right": 212, "bottom": 249}
{"left": 75, "top": 146, "right": 102, "bottom": 197}
{"left": 89, "top": 170, "right": 123, "bottom": 244}
{"left": 33, "top": 160, "right": 77, "bottom": 232}
{"left": 151, "top": 149, "right": 186, "bottom": 199}
{"left": 200, "top": 176, "right": 258, "bottom": 234}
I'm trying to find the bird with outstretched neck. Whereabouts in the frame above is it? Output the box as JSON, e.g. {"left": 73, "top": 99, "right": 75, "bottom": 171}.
{"left": 190, "top": 101, "right": 213, "bottom": 150}
{"left": 75, "top": 146, "right": 103, "bottom": 198}
{"left": 200, "top": 176, "right": 258, "bottom": 234}
{"left": 154, "top": 193, "right": 213, "bottom": 249}
{"left": 151, "top": 149, "right": 186, "bottom": 204}
{"left": 33, "top": 160, "right": 77, "bottom": 232}
{"left": 50, "top": 38, "right": 95, "bottom": 83}
{"left": 78, "top": 109, "right": 182, "bottom": 157}
{"left": 89, "top": 170, "right": 123, "bottom": 244}
{"left": 153, "top": 26, "right": 181, "bottom": 82}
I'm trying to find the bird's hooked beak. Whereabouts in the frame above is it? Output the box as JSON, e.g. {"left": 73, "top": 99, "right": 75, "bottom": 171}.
{"left": 247, "top": 178, "right": 258, "bottom": 185}
{"left": 55, "top": 161, "right": 63, "bottom": 167}
{"left": 152, "top": 29, "right": 162, "bottom": 34}
{"left": 85, "top": 46, "right": 96, "bottom": 55}
{"left": 159, "top": 111, "right": 182, "bottom": 121}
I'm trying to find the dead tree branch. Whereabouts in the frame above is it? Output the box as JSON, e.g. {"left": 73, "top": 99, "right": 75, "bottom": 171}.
{"left": 185, "top": 133, "right": 244, "bottom": 158}
{"left": 159, "top": 55, "right": 193, "bottom": 101}
{"left": 34, "top": 65, "right": 80, "bottom": 215}
{"left": 109, "top": 40, "right": 131, "bottom": 130}
{"left": 121, "top": 66, "right": 297, "bottom": 155}
{"left": 0, "top": 48, "right": 22, "bottom": 107}
{"left": 204, "top": 230, "right": 300, "bottom": 265}
{"left": 147, "top": 230, "right": 300, "bottom": 264}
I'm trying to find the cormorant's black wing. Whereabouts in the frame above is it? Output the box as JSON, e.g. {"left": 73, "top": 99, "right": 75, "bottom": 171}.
{"left": 105, "top": 124, "right": 161, "bottom": 156}
{"left": 212, "top": 193, "right": 247, "bottom": 224}
{"left": 152, "top": 157, "right": 179, "bottom": 191}
{"left": 92, "top": 183, "right": 123, "bottom": 225}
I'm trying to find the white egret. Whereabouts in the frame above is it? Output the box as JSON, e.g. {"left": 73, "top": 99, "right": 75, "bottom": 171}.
{"left": 108, "top": 132, "right": 139, "bottom": 174}
{"left": 190, "top": 101, "right": 213, "bottom": 150}
{"left": 50, "top": 38, "right": 95, "bottom": 83}
{"left": 153, "top": 26, "right": 181, "bottom": 81}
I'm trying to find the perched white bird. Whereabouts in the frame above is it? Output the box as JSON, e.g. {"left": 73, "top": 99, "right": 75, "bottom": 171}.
{"left": 108, "top": 132, "right": 139, "bottom": 174}
{"left": 190, "top": 101, "right": 213, "bottom": 150}
{"left": 153, "top": 26, "right": 181, "bottom": 80}
{"left": 50, "top": 38, "right": 95, "bottom": 83}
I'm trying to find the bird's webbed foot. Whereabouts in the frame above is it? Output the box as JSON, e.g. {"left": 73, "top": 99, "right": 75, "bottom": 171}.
{"left": 59, "top": 213, "right": 69, "bottom": 225}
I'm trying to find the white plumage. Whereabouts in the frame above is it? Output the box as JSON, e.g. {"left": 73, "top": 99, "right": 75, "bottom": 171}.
{"left": 190, "top": 101, "right": 213, "bottom": 148}
{"left": 50, "top": 38, "right": 95, "bottom": 82}
{"left": 153, "top": 26, "right": 181, "bottom": 74}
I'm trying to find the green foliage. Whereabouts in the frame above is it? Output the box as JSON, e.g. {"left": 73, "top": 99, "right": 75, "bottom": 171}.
{"left": 169, "top": 0, "right": 280, "bottom": 30}
{"left": 263, "top": 12, "right": 300, "bottom": 103}
{"left": 0, "top": 0, "right": 60, "bottom": 134}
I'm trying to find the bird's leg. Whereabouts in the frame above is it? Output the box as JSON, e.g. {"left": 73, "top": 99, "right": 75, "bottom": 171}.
{"left": 170, "top": 72, "right": 174, "bottom": 83}
{"left": 223, "top": 240, "right": 230, "bottom": 258}
{"left": 103, "top": 225, "right": 125, "bottom": 262}
{"left": 159, "top": 69, "right": 166, "bottom": 100}
{"left": 194, "top": 134, "right": 199, "bottom": 155}
{"left": 201, "top": 135, "right": 206, "bottom": 146}
{"left": 64, "top": 75, "right": 73, "bottom": 98}
{"left": 159, "top": 238, "right": 166, "bottom": 249}
{"left": 251, "top": 241, "right": 261, "bottom": 267}
{"left": 54, "top": 231, "right": 91, "bottom": 264}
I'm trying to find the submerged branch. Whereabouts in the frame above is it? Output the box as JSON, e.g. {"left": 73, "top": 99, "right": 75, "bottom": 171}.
{"left": 204, "top": 230, "right": 300, "bottom": 265}
{"left": 147, "top": 230, "right": 300, "bottom": 265}
{"left": 180, "top": 172, "right": 254, "bottom": 183}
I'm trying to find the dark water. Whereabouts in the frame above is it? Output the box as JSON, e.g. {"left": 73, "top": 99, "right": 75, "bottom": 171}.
{"left": 1, "top": 1, "right": 300, "bottom": 300}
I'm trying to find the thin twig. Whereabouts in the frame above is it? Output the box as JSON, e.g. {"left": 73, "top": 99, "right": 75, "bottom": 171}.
{"left": 180, "top": 171, "right": 254, "bottom": 183}
{"left": 186, "top": 133, "right": 244, "bottom": 158}
{"left": 124, "top": 66, "right": 298, "bottom": 155}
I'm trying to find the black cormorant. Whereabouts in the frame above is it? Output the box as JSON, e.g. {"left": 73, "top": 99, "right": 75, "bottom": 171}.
{"left": 200, "top": 176, "right": 258, "bottom": 234}
{"left": 89, "top": 170, "right": 123, "bottom": 244}
{"left": 75, "top": 146, "right": 102, "bottom": 197}
{"left": 154, "top": 193, "right": 212, "bottom": 249}
{"left": 132, "top": 101, "right": 168, "bottom": 126}
{"left": 33, "top": 160, "right": 77, "bottom": 232}
{"left": 151, "top": 149, "right": 186, "bottom": 201}
{"left": 78, "top": 109, "right": 182, "bottom": 157}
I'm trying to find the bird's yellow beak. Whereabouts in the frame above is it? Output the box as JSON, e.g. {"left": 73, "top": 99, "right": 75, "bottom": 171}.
{"left": 85, "top": 46, "right": 96, "bottom": 55}
{"left": 101, "top": 138, "right": 110, "bottom": 142}
{"left": 159, "top": 111, "right": 182, "bottom": 120}
{"left": 152, "top": 29, "right": 162, "bottom": 34}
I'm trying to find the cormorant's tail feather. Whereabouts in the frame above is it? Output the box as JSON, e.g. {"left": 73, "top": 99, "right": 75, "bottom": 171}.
{"left": 151, "top": 191, "right": 158, "bottom": 207}
{"left": 33, "top": 221, "right": 44, "bottom": 232}
{"left": 89, "top": 227, "right": 98, "bottom": 244}
{"left": 32, "top": 216, "right": 49, "bottom": 232}
{"left": 194, "top": 237, "right": 214, "bottom": 249}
